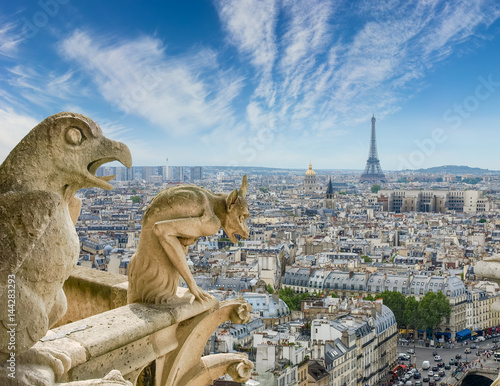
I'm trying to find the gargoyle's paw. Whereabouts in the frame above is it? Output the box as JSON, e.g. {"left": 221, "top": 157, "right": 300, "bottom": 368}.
{"left": 227, "top": 358, "right": 254, "bottom": 383}
{"left": 190, "top": 286, "right": 212, "bottom": 302}
{"left": 19, "top": 347, "right": 71, "bottom": 376}
{"left": 100, "top": 369, "right": 133, "bottom": 385}
{"left": 230, "top": 303, "right": 252, "bottom": 324}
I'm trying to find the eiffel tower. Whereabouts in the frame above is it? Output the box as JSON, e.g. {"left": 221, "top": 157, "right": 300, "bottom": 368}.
{"left": 360, "top": 115, "right": 386, "bottom": 183}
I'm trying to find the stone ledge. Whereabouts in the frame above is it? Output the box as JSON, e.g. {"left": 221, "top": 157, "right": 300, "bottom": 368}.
{"left": 55, "top": 266, "right": 129, "bottom": 327}
{"left": 30, "top": 295, "right": 247, "bottom": 384}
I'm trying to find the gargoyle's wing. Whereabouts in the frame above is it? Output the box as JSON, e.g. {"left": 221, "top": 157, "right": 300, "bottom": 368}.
{"left": 0, "top": 190, "right": 61, "bottom": 277}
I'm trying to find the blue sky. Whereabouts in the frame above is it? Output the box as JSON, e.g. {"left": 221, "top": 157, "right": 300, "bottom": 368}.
{"left": 1, "top": 0, "right": 500, "bottom": 171}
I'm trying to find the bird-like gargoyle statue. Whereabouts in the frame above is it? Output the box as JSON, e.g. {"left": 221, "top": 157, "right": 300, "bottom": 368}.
{"left": 128, "top": 176, "right": 250, "bottom": 304}
{"left": 0, "top": 112, "right": 132, "bottom": 374}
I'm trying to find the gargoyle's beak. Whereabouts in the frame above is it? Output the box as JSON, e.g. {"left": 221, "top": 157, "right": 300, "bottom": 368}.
{"left": 87, "top": 138, "right": 132, "bottom": 190}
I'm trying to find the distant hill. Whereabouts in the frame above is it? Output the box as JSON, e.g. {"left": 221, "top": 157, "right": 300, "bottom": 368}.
{"left": 409, "top": 165, "right": 499, "bottom": 175}
{"left": 203, "top": 166, "right": 362, "bottom": 175}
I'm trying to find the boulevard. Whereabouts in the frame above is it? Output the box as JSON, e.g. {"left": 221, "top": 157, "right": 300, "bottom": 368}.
{"left": 388, "top": 338, "right": 500, "bottom": 385}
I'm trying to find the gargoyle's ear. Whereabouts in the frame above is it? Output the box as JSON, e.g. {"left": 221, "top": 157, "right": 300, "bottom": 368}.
{"left": 227, "top": 189, "right": 238, "bottom": 211}
{"left": 239, "top": 175, "right": 248, "bottom": 198}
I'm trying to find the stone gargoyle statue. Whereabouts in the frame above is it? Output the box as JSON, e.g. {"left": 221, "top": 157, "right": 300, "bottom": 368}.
{"left": 127, "top": 176, "right": 254, "bottom": 385}
{"left": 0, "top": 112, "right": 133, "bottom": 385}
{"left": 128, "top": 175, "right": 250, "bottom": 304}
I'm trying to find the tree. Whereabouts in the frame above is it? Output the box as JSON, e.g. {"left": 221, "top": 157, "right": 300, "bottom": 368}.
{"left": 278, "top": 288, "right": 309, "bottom": 311}
{"left": 361, "top": 255, "right": 372, "bottom": 263}
{"left": 478, "top": 218, "right": 487, "bottom": 223}
{"left": 371, "top": 184, "right": 381, "bottom": 193}
{"left": 463, "top": 177, "right": 481, "bottom": 184}
{"left": 403, "top": 296, "right": 422, "bottom": 330}
{"left": 130, "top": 195, "right": 141, "bottom": 203}
{"left": 266, "top": 284, "right": 274, "bottom": 294}
{"left": 418, "top": 291, "right": 451, "bottom": 338}
{"left": 364, "top": 294, "right": 376, "bottom": 301}
{"left": 380, "top": 290, "right": 406, "bottom": 327}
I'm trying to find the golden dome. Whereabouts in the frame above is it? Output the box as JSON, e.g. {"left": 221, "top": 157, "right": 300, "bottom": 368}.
{"left": 305, "top": 162, "right": 316, "bottom": 176}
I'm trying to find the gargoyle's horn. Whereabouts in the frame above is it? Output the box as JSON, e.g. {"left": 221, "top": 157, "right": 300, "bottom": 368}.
{"left": 239, "top": 175, "right": 248, "bottom": 198}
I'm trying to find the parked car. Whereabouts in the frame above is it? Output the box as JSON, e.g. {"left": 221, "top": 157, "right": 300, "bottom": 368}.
{"left": 493, "top": 338, "right": 499, "bottom": 343}
{"left": 407, "top": 348, "right": 415, "bottom": 354}
{"left": 431, "top": 366, "right": 438, "bottom": 372}
{"left": 399, "top": 353, "right": 410, "bottom": 360}
{"left": 433, "top": 374, "right": 440, "bottom": 381}
{"left": 434, "top": 355, "right": 442, "bottom": 361}
{"left": 428, "top": 371, "right": 434, "bottom": 377}
{"left": 405, "top": 381, "right": 413, "bottom": 386}
{"left": 465, "top": 348, "right": 471, "bottom": 354}
{"left": 477, "top": 336, "right": 485, "bottom": 342}
{"left": 422, "top": 376, "right": 430, "bottom": 383}
{"left": 415, "top": 381, "right": 422, "bottom": 386}
{"left": 437, "top": 362, "right": 444, "bottom": 368}
{"left": 444, "top": 364, "right": 451, "bottom": 370}
{"left": 414, "top": 372, "right": 421, "bottom": 379}
{"left": 449, "top": 359, "right": 456, "bottom": 366}
{"left": 429, "top": 382, "right": 436, "bottom": 386}
{"left": 438, "top": 370, "right": 445, "bottom": 377}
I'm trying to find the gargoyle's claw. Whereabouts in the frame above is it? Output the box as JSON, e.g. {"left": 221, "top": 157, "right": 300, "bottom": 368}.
{"left": 19, "top": 346, "right": 71, "bottom": 376}
{"left": 190, "top": 286, "right": 213, "bottom": 303}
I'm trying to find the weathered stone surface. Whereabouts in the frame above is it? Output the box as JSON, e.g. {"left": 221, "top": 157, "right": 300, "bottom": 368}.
{"left": 55, "top": 267, "right": 129, "bottom": 327}
{"left": 0, "top": 112, "right": 132, "bottom": 381}
{"left": 128, "top": 176, "right": 250, "bottom": 304}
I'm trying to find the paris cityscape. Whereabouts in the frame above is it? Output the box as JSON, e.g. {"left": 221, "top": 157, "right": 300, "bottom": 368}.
{"left": 2, "top": 1, "right": 500, "bottom": 386}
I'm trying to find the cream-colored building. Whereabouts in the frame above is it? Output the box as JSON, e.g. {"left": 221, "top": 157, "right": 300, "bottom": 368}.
{"left": 283, "top": 269, "right": 468, "bottom": 340}
{"left": 378, "top": 189, "right": 491, "bottom": 213}
{"left": 310, "top": 299, "right": 397, "bottom": 386}
{"left": 466, "top": 284, "right": 500, "bottom": 333}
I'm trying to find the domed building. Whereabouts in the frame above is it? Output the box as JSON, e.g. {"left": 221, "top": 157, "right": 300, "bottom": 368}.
{"left": 302, "top": 162, "right": 327, "bottom": 196}
{"left": 305, "top": 162, "right": 316, "bottom": 188}
{"left": 304, "top": 162, "right": 317, "bottom": 194}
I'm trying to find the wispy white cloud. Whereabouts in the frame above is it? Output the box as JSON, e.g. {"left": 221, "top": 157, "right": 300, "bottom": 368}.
{"left": 213, "top": 0, "right": 500, "bottom": 166}
{"left": 0, "top": 107, "right": 38, "bottom": 162}
{"left": 216, "top": 0, "right": 278, "bottom": 73}
{"left": 216, "top": 0, "right": 279, "bottom": 105}
{"left": 58, "top": 30, "right": 243, "bottom": 136}
{"left": 0, "top": 22, "right": 23, "bottom": 58}
{"left": 220, "top": 0, "right": 499, "bottom": 119}
{"left": 6, "top": 64, "right": 85, "bottom": 108}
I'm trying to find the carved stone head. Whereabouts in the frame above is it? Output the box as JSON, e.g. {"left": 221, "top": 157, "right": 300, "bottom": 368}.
{"left": 223, "top": 175, "right": 250, "bottom": 243}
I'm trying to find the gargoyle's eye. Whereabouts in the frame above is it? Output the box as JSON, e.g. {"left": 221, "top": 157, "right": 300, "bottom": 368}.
{"left": 66, "top": 127, "right": 84, "bottom": 145}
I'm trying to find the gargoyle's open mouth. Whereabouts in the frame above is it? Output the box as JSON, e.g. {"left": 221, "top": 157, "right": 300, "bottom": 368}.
{"left": 87, "top": 144, "right": 132, "bottom": 190}
{"left": 87, "top": 158, "right": 120, "bottom": 190}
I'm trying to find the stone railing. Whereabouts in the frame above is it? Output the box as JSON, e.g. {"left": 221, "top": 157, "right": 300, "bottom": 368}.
{"left": 25, "top": 266, "right": 253, "bottom": 385}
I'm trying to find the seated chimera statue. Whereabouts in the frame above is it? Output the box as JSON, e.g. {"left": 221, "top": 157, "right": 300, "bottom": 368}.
{"left": 128, "top": 176, "right": 250, "bottom": 304}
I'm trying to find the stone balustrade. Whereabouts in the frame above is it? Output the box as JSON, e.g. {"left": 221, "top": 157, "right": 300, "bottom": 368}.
{"left": 18, "top": 266, "right": 253, "bottom": 385}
